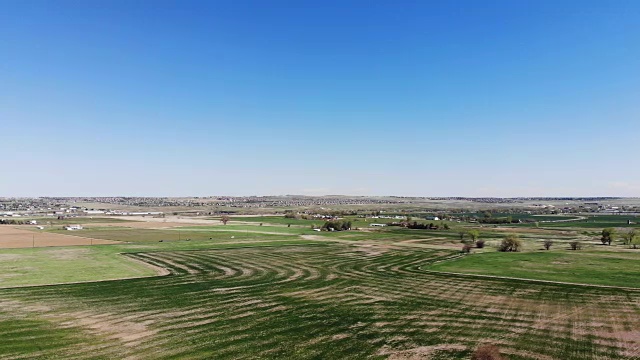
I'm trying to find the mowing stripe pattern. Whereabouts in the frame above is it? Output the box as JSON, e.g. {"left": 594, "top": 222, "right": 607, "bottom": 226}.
{"left": 0, "top": 244, "right": 638, "bottom": 359}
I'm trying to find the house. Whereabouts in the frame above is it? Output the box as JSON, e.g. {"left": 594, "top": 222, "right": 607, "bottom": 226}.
{"left": 64, "top": 225, "right": 83, "bottom": 231}
{"left": 370, "top": 223, "right": 387, "bottom": 227}
{"left": 28, "top": 220, "right": 38, "bottom": 225}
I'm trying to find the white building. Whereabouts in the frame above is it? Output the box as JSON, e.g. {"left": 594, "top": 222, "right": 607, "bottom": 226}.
{"left": 64, "top": 225, "right": 83, "bottom": 231}
{"left": 370, "top": 223, "right": 387, "bottom": 227}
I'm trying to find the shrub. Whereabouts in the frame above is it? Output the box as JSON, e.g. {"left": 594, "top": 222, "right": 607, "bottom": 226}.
{"left": 476, "top": 239, "right": 485, "bottom": 248}
{"left": 471, "top": 344, "right": 505, "bottom": 360}
{"left": 543, "top": 240, "right": 553, "bottom": 250}
{"left": 462, "top": 244, "right": 473, "bottom": 253}
{"left": 569, "top": 241, "right": 582, "bottom": 250}
{"left": 498, "top": 234, "right": 522, "bottom": 252}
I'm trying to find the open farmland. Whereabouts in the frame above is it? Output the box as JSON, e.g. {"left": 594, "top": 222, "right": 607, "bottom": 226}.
{"left": 0, "top": 243, "right": 638, "bottom": 359}
{"left": 0, "top": 215, "right": 639, "bottom": 359}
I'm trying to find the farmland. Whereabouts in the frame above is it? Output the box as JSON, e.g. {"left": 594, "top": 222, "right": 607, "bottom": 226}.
{"left": 0, "top": 214, "right": 638, "bottom": 359}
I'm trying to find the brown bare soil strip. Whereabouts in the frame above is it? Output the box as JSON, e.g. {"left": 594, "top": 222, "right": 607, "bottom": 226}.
{"left": 60, "top": 311, "right": 157, "bottom": 346}
{"left": 0, "top": 226, "right": 120, "bottom": 249}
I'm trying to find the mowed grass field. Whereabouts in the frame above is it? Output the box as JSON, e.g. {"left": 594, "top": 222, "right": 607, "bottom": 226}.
{"left": 0, "top": 243, "right": 639, "bottom": 359}
{"left": 0, "top": 216, "right": 639, "bottom": 359}
{"left": 0, "top": 246, "right": 158, "bottom": 287}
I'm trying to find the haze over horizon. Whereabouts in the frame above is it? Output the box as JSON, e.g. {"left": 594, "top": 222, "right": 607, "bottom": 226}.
{"left": 2, "top": 0, "right": 639, "bottom": 197}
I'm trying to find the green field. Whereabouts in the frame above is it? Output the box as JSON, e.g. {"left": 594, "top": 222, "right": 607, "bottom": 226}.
{"left": 0, "top": 246, "right": 157, "bottom": 287}
{"left": 429, "top": 250, "right": 640, "bottom": 288}
{"left": 1, "top": 217, "right": 640, "bottom": 359}
{"left": 530, "top": 215, "right": 640, "bottom": 228}
{"left": 0, "top": 243, "right": 638, "bottom": 359}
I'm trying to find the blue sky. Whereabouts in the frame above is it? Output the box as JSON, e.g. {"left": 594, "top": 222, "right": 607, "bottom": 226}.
{"left": 1, "top": 0, "right": 639, "bottom": 197}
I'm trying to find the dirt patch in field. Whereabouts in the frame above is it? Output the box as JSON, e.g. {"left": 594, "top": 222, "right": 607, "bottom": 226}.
{"left": 378, "top": 344, "right": 467, "bottom": 359}
{"left": 60, "top": 311, "right": 157, "bottom": 346}
{"left": 0, "top": 253, "right": 26, "bottom": 261}
{"left": 0, "top": 226, "right": 120, "bottom": 249}
{"left": 0, "top": 299, "right": 52, "bottom": 313}
{"left": 353, "top": 244, "right": 391, "bottom": 256}
{"left": 43, "top": 248, "right": 91, "bottom": 260}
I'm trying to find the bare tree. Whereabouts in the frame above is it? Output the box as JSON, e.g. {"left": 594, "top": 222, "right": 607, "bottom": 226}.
{"left": 622, "top": 229, "right": 639, "bottom": 249}
{"left": 220, "top": 215, "right": 230, "bottom": 225}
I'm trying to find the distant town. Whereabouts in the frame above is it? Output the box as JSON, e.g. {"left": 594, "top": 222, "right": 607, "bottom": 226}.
{"left": 1, "top": 196, "right": 638, "bottom": 218}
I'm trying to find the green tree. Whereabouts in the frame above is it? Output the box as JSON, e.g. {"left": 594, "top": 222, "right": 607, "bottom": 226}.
{"left": 467, "top": 230, "right": 480, "bottom": 241}
{"left": 601, "top": 228, "right": 616, "bottom": 245}
{"left": 498, "top": 234, "right": 522, "bottom": 252}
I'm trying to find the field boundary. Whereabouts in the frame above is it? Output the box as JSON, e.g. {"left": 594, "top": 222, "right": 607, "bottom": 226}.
{"left": 420, "top": 267, "right": 640, "bottom": 291}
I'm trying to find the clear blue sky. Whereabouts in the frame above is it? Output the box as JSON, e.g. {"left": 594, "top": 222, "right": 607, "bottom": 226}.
{"left": 1, "top": 0, "right": 639, "bottom": 197}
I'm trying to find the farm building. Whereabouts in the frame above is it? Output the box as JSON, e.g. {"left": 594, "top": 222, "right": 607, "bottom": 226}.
{"left": 370, "top": 223, "right": 387, "bottom": 227}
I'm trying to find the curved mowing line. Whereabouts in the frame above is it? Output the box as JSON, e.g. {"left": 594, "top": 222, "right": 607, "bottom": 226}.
{"left": 2, "top": 244, "right": 638, "bottom": 360}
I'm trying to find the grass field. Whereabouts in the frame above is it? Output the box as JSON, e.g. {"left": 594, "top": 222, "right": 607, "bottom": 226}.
{"left": 428, "top": 250, "right": 640, "bottom": 288}
{"left": 0, "top": 246, "right": 158, "bottom": 287}
{"left": 1, "top": 217, "right": 639, "bottom": 359}
{"left": 0, "top": 243, "right": 638, "bottom": 359}
{"left": 512, "top": 214, "right": 640, "bottom": 228}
